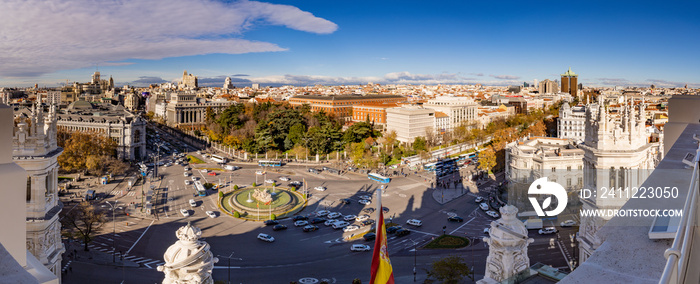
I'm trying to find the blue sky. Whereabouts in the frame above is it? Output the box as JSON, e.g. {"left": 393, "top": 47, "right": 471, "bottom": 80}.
{"left": 1, "top": 0, "right": 698, "bottom": 88}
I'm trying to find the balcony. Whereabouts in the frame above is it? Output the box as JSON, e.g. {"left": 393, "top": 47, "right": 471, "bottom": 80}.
{"left": 560, "top": 95, "right": 700, "bottom": 284}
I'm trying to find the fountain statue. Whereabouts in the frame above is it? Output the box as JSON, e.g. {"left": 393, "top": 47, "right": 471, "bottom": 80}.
{"left": 252, "top": 188, "right": 272, "bottom": 203}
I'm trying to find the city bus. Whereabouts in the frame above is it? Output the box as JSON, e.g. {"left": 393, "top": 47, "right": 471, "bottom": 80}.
{"left": 258, "top": 160, "right": 283, "bottom": 167}
{"left": 368, "top": 173, "right": 391, "bottom": 184}
{"left": 194, "top": 181, "right": 206, "bottom": 196}
{"left": 423, "top": 162, "right": 437, "bottom": 172}
{"left": 211, "top": 154, "right": 228, "bottom": 164}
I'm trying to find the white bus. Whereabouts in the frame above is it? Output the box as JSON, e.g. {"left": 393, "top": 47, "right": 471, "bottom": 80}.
{"left": 211, "top": 154, "right": 228, "bottom": 164}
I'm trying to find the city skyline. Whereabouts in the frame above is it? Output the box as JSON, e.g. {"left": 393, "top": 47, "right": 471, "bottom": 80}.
{"left": 1, "top": 0, "right": 699, "bottom": 88}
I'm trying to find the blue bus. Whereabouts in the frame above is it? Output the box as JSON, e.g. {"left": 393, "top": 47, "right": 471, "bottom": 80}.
{"left": 258, "top": 160, "right": 283, "bottom": 167}
{"left": 194, "top": 181, "right": 206, "bottom": 196}
{"left": 368, "top": 173, "right": 391, "bottom": 184}
{"left": 423, "top": 162, "right": 437, "bottom": 172}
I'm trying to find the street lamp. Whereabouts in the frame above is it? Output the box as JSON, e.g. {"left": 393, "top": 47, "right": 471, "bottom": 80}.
{"left": 216, "top": 252, "right": 241, "bottom": 284}
{"left": 105, "top": 201, "right": 119, "bottom": 263}
{"left": 409, "top": 239, "right": 418, "bottom": 282}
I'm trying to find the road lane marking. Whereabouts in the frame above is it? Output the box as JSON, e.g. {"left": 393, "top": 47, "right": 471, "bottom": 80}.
{"left": 450, "top": 217, "right": 476, "bottom": 235}
{"left": 126, "top": 220, "right": 154, "bottom": 254}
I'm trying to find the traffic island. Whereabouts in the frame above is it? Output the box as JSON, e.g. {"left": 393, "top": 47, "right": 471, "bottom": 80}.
{"left": 219, "top": 186, "right": 307, "bottom": 221}
{"left": 423, "top": 235, "right": 470, "bottom": 249}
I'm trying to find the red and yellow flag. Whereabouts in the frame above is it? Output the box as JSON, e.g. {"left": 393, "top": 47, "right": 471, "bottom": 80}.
{"left": 370, "top": 209, "right": 394, "bottom": 284}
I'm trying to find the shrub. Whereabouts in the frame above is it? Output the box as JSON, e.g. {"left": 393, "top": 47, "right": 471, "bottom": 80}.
{"left": 233, "top": 211, "right": 240, "bottom": 218}
{"left": 252, "top": 182, "right": 257, "bottom": 187}
{"left": 352, "top": 279, "right": 362, "bottom": 284}
{"left": 290, "top": 187, "right": 296, "bottom": 192}
{"left": 204, "top": 183, "right": 214, "bottom": 189}
{"left": 233, "top": 184, "right": 239, "bottom": 190}
{"left": 272, "top": 182, "right": 276, "bottom": 187}
{"left": 218, "top": 191, "right": 224, "bottom": 198}
{"left": 270, "top": 213, "right": 276, "bottom": 220}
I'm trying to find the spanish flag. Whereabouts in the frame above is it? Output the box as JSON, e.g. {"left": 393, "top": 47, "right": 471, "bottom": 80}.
{"left": 370, "top": 209, "right": 395, "bottom": 284}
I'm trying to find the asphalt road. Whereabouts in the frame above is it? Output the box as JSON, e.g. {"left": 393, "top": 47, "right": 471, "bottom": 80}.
{"left": 64, "top": 128, "right": 578, "bottom": 283}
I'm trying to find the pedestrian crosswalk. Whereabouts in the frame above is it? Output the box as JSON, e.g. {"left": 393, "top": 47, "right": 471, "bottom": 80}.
{"left": 108, "top": 190, "right": 137, "bottom": 196}
{"left": 86, "top": 243, "right": 164, "bottom": 268}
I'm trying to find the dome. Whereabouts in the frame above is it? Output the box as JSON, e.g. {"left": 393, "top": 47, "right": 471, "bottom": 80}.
{"left": 67, "top": 100, "right": 94, "bottom": 110}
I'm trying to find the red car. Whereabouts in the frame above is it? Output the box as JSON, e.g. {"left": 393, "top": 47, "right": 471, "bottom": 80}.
{"left": 208, "top": 172, "right": 217, "bottom": 176}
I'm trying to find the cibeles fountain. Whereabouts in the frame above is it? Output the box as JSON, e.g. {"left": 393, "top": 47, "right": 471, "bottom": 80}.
{"left": 157, "top": 222, "right": 218, "bottom": 284}
{"left": 478, "top": 205, "right": 534, "bottom": 284}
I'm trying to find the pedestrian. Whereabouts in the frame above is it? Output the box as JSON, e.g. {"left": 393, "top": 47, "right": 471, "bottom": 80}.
{"left": 69, "top": 267, "right": 72, "bottom": 273}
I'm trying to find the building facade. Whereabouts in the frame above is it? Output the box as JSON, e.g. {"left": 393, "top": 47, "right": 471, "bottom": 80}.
{"left": 289, "top": 94, "right": 405, "bottom": 121}
{"left": 423, "top": 95, "right": 478, "bottom": 132}
{"left": 351, "top": 103, "right": 398, "bottom": 130}
{"left": 538, "top": 79, "right": 559, "bottom": 94}
{"left": 164, "top": 92, "right": 236, "bottom": 127}
{"left": 385, "top": 106, "right": 435, "bottom": 144}
{"left": 561, "top": 67, "right": 578, "bottom": 97}
{"left": 54, "top": 101, "right": 147, "bottom": 161}
{"left": 505, "top": 136, "right": 585, "bottom": 191}
{"left": 179, "top": 70, "right": 198, "bottom": 90}
{"left": 12, "top": 98, "right": 64, "bottom": 280}
{"left": 577, "top": 97, "right": 663, "bottom": 264}
{"left": 558, "top": 103, "right": 586, "bottom": 140}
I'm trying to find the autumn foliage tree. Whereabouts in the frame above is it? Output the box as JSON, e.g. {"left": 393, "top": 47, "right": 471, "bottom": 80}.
{"left": 57, "top": 129, "right": 128, "bottom": 175}
{"left": 424, "top": 255, "right": 474, "bottom": 284}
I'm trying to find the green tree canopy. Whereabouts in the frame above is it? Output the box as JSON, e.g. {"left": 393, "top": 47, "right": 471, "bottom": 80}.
{"left": 424, "top": 255, "right": 473, "bottom": 284}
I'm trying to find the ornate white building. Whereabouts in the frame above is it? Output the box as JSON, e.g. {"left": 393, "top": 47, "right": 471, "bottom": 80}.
{"left": 54, "top": 101, "right": 147, "bottom": 161}
{"left": 223, "top": 77, "right": 234, "bottom": 90}
{"left": 179, "top": 70, "right": 198, "bottom": 90}
{"left": 164, "top": 92, "right": 236, "bottom": 127}
{"left": 577, "top": 97, "right": 663, "bottom": 263}
{"left": 12, "top": 96, "right": 64, "bottom": 280}
{"left": 479, "top": 205, "right": 534, "bottom": 283}
{"left": 558, "top": 103, "right": 586, "bottom": 140}
{"left": 158, "top": 222, "right": 218, "bottom": 284}
{"left": 385, "top": 106, "right": 435, "bottom": 144}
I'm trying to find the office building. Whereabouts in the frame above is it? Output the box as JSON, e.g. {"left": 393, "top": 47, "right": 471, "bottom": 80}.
{"left": 538, "top": 79, "right": 559, "bottom": 94}
{"left": 385, "top": 106, "right": 435, "bottom": 144}
{"left": 561, "top": 67, "right": 578, "bottom": 96}
{"left": 423, "top": 95, "right": 478, "bottom": 132}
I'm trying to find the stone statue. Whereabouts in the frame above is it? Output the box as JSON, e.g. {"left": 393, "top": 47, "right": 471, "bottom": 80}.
{"left": 252, "top": 188, "right": 272, "bottom": 204}
{"left": 479, "top": 205, "right": 534, "bottom": 283}
{"left": 157, "top": 222, "right": 218, "bottom": 284}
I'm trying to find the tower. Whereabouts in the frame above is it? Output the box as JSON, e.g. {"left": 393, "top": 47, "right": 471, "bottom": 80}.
{"left": 12, "top": 97, "right": 64, "bottom": 279}
{"left": 561, "top": 67, "right": 578, "bottom": 96}
{"left": 577, "top": 95, "right": 662, "bottom": 264}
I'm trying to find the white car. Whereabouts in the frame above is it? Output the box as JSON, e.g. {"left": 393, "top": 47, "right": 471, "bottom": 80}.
{"left": 316, "top": 210, "right": 330, "bottom": 217}
{"left": 358, "top": 199, "right": 371, "bottom": 205}
{"left": 314, "top": 186, "right": 326, "bottom": 191}
{"left": 406, "top": 219, "right": 423, "bottom": 227}
{"left": 191, "top": 176, "right": 199, "bottom": 181}
{"left": 324, "top": 220, "right": 339, "bottom": 226}
{"left": 290, "top": 181, "right": 302, "bottom": 186}
{"left": 351, "top": 244, "right": 371, "bottom": 252}
{"left": 255, "top": 170, "right": 265, "bottom": 175}
{"left": 205, "top": 211, "right": 217, "bottom": 218}
{"left": 560, "top": 220, "right": 577, "bottom": 227}
{"left": 485, "top": 210, "right": 499, "bottom": 218}
{"left": 359, "top": 195, "right": 372, "bottom": 200}
{"left": 257, "top": 233, "right": 275, "bottom": 242}
{"left": 332, "top": 221, "right": 350, "bottom": 229}
{"left": 184, "top": 180, "right": 192, "bottom": 185}
{"left": 180, "top": 209, "right": 190, "bottom": 217}
{"left": 327, "top": 212, "right": 342, "bottom": 219}
{"left": 475, "top": 196, "right": 484, "bottom": 203}
{"left": 356, "top": 214, "right": 370, "bottom": 222}
{"left": 265, "top": 179, "right": 275, "bottom": 184}
{"left": 479, "top": 202, "right": 489, "bottom": 211}
{"left": 189, "top": 199, "right": 197, "bottom": 207}
{"left": 294, "top": 220, "right": 309, "bottom": 227}
{"left": 200, "top": 169, "right": 208, "bottom": 173}
{"left": 343, "top": 225, "right": 360, "bottom": 232}
{"left": 183, "top": 172, "right": 191, "bottom": 177}
{"left": 539, "top": 227, "right": 558, "bottom": 235}
{"left": 184, "top": 167, "right": 191, "bottom": 171}
{"left": 280, "top": 177, "right": 290, "bottom": 181}
{"left": 343, "top": 214, "right": 357, "bottom": 221}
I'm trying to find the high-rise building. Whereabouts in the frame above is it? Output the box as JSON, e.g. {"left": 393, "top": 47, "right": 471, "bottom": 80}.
{"left": 538, "top": 79, "right": 559, "bottom": 94}
{"left": 179, "top": 70, "right": 198, "bottom": 90}
{"left": 561, "top": 67, "right": 578, "bottom": 96}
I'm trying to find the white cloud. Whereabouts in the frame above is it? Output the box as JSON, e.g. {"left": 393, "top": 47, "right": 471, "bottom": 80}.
{"left": 0, "top": 0, "right": 338, "bottom": 78}
{"left": 245, "top": 72, "right": 482, "bottom": 86}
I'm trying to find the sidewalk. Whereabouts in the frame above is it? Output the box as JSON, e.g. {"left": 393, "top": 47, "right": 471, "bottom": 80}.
{"left": 61, "top": 239, "right": 140, "bottom": 271}
{"left": 432, "top": 183, "right": 469, "bottom": 205}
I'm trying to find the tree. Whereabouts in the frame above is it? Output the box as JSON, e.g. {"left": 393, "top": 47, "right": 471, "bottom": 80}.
{"left": 270, "top": 213, "right": 277, "bottom": 220}
{"left": 424, "top": 255, "right": 473, "bottom": 284}
{"left": 424, "top": 127, "right": 438, "bottom": 149}
{"left": 57, "top": 129, "right": 119, "bottom": 175}
{"left": 413, "top": 136, "right": 427, "bottom": 152}
{"left": 478, "top": 147, "right": 497, "bottom": 173}
{"left": 233, "top": 184, "right": 239, "bottom": 190}
{"left": 61, "top": 201, "right": 106, "bottom": 251}
{"left": 233, "top": 211, "right": 240, "bottom": 218}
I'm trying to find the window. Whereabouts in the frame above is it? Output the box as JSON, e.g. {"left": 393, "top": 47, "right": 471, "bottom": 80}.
{"left": 552, "top": 167, "right": 556, "bottom": 172}
{"left": 567, "top": 166, "right": 571, "bottom": 172}
{"left": 26, "top": 176, "right": 31, "bottom": 202}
